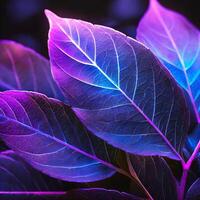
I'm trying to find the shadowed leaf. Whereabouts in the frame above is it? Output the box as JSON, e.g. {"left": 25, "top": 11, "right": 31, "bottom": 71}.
{"left": 0, "top": 40, "right": 64, "bottom": 101}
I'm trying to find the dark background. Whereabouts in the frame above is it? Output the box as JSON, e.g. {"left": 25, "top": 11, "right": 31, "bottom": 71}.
{"left": 0, "top": 0, "right": 199, "bottom": 58}
{"left": 0, "top": 0, "right": 199, "bottom": 197}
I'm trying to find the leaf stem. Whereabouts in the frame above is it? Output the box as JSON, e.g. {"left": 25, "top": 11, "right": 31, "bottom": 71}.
{"left": 178, "top": 138, "right": 200, "bottom": 199}
{"left": 178, "top": 167, "right": 188, "bottom": 200}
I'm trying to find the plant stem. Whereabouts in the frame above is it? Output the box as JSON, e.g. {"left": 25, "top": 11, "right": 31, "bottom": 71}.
{"left": 178, "top": 166, "right": 188, "bottom": 200}
{"left": 185, "top": 140, "right": 200, "bottom": 170}
{"left": 178, "top": 139, "right": 200, "bottom": 200}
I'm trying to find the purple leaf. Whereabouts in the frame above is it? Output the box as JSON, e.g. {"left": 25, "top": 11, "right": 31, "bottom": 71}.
{"left": 0, "top": 91, "right": 151, "bottom": 197}
{"left": 0, "top": 40, "right": 64, "bottom": 101}
{"left": 64, "top": 188, "right": 143, "bottom": 200}
{"left": 136, "top": 0, "right": 200, "bottom": 123}
{"left": 46, "top": 10, "right": 191, "bottom": 160}
{"left": 128, "top": 155, "right": 177, "bottom": 199}
{"left": 0, "top": 91, "right": 117, "bottom": 183}
{"left": 186, "top": 178, "right": 200, "bottom": 200}
{"left": 0, "top": 150, "right": 65, "bottom": 191}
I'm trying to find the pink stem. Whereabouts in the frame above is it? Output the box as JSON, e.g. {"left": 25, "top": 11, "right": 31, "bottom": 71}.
{"left": 185, "top": 140, "right": 200, "bottom": 170}
{"left": 178, "top": 139, "right": 200, "bottom": 199}
{"left": 178, "top": 165, "right": 189, "bottom": 200}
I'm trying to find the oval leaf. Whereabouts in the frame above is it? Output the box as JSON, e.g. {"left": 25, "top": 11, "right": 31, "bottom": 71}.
{"left": 46, "top": 10, "right": 191, "bottom": 160}
{"left": 136, "top": 0, "right": 200, "bottom": 122}
{"left": 0, "top": 91, "right": 118, "bottom": 183}
{"left": 0, "top": 40, "right": 64, "bottom": 101}
{"left": 0, "top": 91, "right": 150, "bottom": 197}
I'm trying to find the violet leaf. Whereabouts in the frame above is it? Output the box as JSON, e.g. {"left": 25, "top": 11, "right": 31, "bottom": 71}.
{"left": 136, "top": 0, "right": 200, "bottom": 123}
{"left": 186, "top": 178, "right": 200, "bottom": 200}
{"left": 128, "top": 155, "right": 178, "bottom": 199}
{"left": 0, "top": 90, "right": 154, "bottom": 191}
{"left": 0, "top": 91, "right": 117, "bottom": 183}
{"left": 46, "top": 10, "right": 191, "bottom": 161}
{"left": 0, "top": 150, "right": 65, "bottom": 191}
{"left": 0, "top": 40, "right": 64, "bottom": 101}
{"left": 64, "top": 188, "right": 143, "bottom": 200}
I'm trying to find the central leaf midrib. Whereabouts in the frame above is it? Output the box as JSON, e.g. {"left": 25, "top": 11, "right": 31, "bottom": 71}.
{"left": 57, "top": 22, "right": 182, "bottom": 161}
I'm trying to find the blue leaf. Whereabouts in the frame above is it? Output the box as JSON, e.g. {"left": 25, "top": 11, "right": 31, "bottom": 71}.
{"left": 46, "top": 10, "right": 191, "bottom": 161}
{"left": 137, "top": 0, "right": 200, "bottom": 123}
{"left": 187, "top": 125, "right": 200, "bottom": 153}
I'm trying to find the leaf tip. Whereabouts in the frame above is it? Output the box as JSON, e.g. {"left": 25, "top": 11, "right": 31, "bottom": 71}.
{"left": 149, "top": 0, "right": 159, "bottom": 7}
{"left": 45, "top": 9, "right": 58, "bottom": 26}
{"left": 44, "top": 9, "right": 53, "bottom": 17}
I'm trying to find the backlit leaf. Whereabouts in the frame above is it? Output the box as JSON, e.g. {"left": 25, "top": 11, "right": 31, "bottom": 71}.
{"left": 0, "top": 91, "right": 118, "bottom": 183}
{"left": 46, "top": 10, "right": 191, "bottom": 160}
{"left": 137, "top": 0, "right": 200, "bottom": 123}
